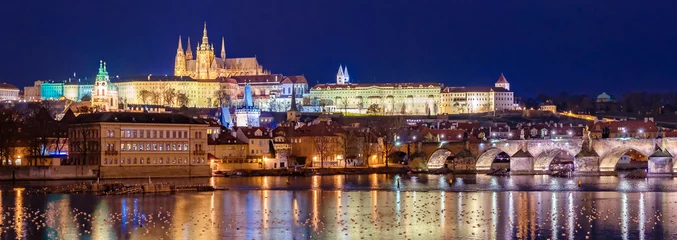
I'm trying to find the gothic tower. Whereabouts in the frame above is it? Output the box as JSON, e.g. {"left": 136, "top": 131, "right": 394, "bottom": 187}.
{"left": 343, "top": 66, "right": 350, "bottom": 84}
{"left": 185, "top": 37, "right": 193, "bottom": 60}
{"left": 336, "top": 65, "right": 345, "bottom": 84}
{"left": 287, "top": 85, "right": 299, "bottom": 122}
{"left": 196, "top": 22, "right": 214, "bottom": 79}
{"left": 174, "top": 36, "right": 186, "bottom": 76}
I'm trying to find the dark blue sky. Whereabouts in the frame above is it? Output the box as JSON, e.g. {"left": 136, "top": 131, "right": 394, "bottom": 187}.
{"left": 1, "top": 0, "right": 676, "bottom": 97}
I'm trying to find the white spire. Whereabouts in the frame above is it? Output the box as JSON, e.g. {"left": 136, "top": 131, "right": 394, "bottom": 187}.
{"left": 221, "top": 37, "right": 226, "bottom": 59}
{"left": 336, "top": 65, "right": 345, "bottom": 84}
{"left": 177, "top": 35, "right": 183, "bottom": 52}
{"left": 343, "top": 66, "right": 350, "bottom": 84}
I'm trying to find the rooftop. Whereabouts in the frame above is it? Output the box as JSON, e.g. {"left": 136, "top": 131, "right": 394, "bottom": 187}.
{"left": 71, "top": 112, "right": 206, "bottom": 125}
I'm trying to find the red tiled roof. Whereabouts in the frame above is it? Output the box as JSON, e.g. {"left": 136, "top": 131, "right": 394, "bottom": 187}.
{"left": 496, "top": 73, "right": 508, "bottom": 83}
{"left": 443, "top": 86, "right": 509, "bottom": 93}
{"left": 589, "top": 120, "right": 657, "bottom": 134}
{"left": 209, "top": 133, "right": 247, "bottom": 145}
{"left": 293, "top": 121, "right": 345, "bottom": 136}
{"left": 282, "top": 75, "right": 308, "bottom": 84}
{"left": 235, "top": 126, "right": 272, "bottom": 139}
{"left": 231, "top": 74, "right": 284, "bottom": 84}
{"left": 0, "top": 83, "right": 19, "bottom": 90}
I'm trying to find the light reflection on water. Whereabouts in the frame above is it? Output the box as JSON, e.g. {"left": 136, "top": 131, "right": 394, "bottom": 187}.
{"left": 0, "top": 175, "right": 676, "bottom": 238}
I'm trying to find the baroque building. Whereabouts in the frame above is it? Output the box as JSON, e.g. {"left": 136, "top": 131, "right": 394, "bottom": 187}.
{"left": 174, "top": 23, "right": 270, "bottom": 79}
{"left": 439, "top": 74, "right": 514, "bottom": 114}
{"left": 91, "top": 61, "right": 118, "bottom": 111}
{"left": 307, "top": 70, "right": 515, "bottom": 115}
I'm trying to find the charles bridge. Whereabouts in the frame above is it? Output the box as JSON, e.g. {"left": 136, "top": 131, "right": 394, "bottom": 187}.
{"left": 407, "top": 137, "right": 677, "bottom": 175}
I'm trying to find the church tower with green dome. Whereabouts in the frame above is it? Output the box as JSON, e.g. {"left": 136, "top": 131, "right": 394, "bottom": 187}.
{"left": 92, "top": 60, "right": 119, "bottom": 111}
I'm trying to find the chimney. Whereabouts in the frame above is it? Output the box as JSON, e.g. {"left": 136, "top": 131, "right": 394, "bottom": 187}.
{"left": 649, "top": 117, "right": 654, "bottom": 122}
{"left": 644, "top": 117, "right": 648, "bottom": 123}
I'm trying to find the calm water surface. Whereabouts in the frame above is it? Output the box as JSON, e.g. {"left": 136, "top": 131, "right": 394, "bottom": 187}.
{"left": 1, "top": 174, "right": 677, "bottom": 239}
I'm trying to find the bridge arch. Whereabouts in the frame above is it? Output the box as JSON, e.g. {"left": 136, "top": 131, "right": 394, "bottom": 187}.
{"left": 533, "top": 149, "right": 574, "bottom": 171}
{"left": 599, "top": 147, "right": 653, "bottom": 172}
{"left": 476, "top": 148, "right": 507, "bottom": 171}
{"left": 427, "top": 148, "right": 451, "bottom": 169}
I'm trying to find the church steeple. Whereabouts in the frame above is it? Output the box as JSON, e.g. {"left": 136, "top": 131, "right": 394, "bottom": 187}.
{"left": 221, "top": 37, "right": 226, "bottom": 60}
{"left": 343, "top": 66, "right": 350, "bottom": 84}
{"left": 177, "top": 35, "right": 183, "bottom": 52}
{"left": 290, "top": 84, "right": 298, "bottom": 111}
{"left": 336, "top": 65, "right": 345, "bottom": 84}
{"left": 201, "top": 22, "right": 209, "bottom": 49}
{"left": 186, "top": 37, "right": 193, "bottom": 59}
{"left": 174, "top": 36, "right": 186, "bottom": 76}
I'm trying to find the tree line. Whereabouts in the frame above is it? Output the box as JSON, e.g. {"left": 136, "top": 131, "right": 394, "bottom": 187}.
{"left": 0, "top": 102, "right": 68, "bottom": 166}
{"left": 524, "top": 91, "right": 677, "bottom": 115}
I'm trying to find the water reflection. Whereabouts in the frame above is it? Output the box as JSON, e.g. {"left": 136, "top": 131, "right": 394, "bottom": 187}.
{"left": 0, "top": 175, "right": 677, "bottom": 239}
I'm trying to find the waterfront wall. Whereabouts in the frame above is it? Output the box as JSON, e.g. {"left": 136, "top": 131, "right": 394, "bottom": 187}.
{"left": 0, "top": 165, "right": 211, "bottom": 180}
{"left": 100, "top": 165, "right": 211, "bottom": 179}
{"left": 0, "top": 166, "right": 98, "bottom": 181}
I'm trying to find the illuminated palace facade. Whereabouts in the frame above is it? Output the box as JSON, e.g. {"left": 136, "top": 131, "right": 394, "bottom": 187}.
{"left": 38, "top": 23, "right": 307, "bottom": 110}
{"left": 308, "top": 67, "right": 515, "bottom": 114}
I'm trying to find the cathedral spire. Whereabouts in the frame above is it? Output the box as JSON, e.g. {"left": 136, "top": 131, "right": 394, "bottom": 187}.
{"left": 201, "top": 22, "right": 209, "bottom": 49}
{"left": 336, "top": 65, "right": 345, "bottom": 84}
{"left": 177, "top": 35, "right": 183, "bottom": 52}
{"left": 221, "top": 37, "right": 226, "bottom": 59}
{"left": 186, "top": 37, "right": 193, "bottom": 59}
{"left": 343, "top": 66, "right": 350, "bottom": 84}
{"left": 290, "top": 84, "right": 298, "bottom": 111}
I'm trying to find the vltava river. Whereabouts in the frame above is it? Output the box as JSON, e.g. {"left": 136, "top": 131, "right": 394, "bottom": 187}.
{"left": 2, "top": 174, "right": 677, "bottom": 239}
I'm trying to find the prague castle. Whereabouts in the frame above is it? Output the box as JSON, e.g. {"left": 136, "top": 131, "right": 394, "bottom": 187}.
{"left": 307, "top": 66, "right": 515, "bottom": 114}
{"left": 174, "top": 23, "right": 269, "bottom": 79}
{"left": 24, "top": 23, "right": 515, "bottom": 116}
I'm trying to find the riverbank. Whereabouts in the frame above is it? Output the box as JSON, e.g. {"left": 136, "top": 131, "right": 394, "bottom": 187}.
{"left": 215, "top": 166, "right": 414, "bottom": 177}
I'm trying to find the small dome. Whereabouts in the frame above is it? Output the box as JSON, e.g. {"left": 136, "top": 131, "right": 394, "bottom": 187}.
{"left": 597, "top": 92, "right": 611, "bottom": 99}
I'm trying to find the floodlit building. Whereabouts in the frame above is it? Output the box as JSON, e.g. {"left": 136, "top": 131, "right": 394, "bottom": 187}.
{"left": 0, "top": 83, "right": 19, "bottom": 101}
{"left": 68, "top": 112, "right": 209, "bottom": 171}
{"left": 440, "top": 74, "right": 515, "bottom": 114}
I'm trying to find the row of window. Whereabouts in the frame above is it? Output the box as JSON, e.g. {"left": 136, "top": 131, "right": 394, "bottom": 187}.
{"left": 114, "top": 142, "right": 204, "bottom": 151}
{"left": 103, "top": 157, "right": 206, "bottom": 165}
{"left": 113, "top": 129, "right": 201, "bottom": 139}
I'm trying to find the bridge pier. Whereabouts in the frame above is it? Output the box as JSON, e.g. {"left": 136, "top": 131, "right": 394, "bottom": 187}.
{"left": 573, "top": 156, "right": 600, "bottom": 175}
{"left": 648, "top": 156, "right": 673, "bottom": 177}
{"left": 510, "top": 149, "right": 534, "bottom": 174}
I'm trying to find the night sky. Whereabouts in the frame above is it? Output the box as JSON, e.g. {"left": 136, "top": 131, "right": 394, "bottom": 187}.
{"left": 1, "top": 0, "right": 676, "bottom": 97}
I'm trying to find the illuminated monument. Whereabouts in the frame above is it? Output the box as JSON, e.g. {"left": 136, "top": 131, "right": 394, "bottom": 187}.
{"left": 235, "top": 83, "right": 260, "bottom": 127}
{"left": 174, "top": 22, "right": 270, "bottom": 79}
{"left": 92, "top": 60, "right": 118, "bottom": 111}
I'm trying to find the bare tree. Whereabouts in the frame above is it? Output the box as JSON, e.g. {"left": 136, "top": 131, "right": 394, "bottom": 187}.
{"left": 24, "top": 104, "right": 54, "bottom": 166}
{"left": 139, "top": 90, "right": 152, "bottom": 104}
{"left": 163, "top": 88, "right": 177, "bottom": 106}
{"left": 150, "top": 91, "right": 161, "bottom": 105}
{"left": 313, "top": 135, "right": 330, "bottom": 168}
{"left": 177, "top": 92, "right": 190, "bottom": 107}
{"left": 338, "top": 130, "right": 358, "bottom": 168}
{"left": 339, "top": 97, "right": 349, "bottom": 113}
{"left": 357, "top": 97, "right": 365, "bottom": 114}
{"left": 214, "top": 89, "right": 232, "bottom": 107}
{"left": 0, "top": 109, "right": 23, "bottom": 166}
{"left": 376, "top": 117, "right": 403, "bottom": 167}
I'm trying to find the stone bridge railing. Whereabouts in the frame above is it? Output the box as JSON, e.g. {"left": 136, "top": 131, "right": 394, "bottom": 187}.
{"left": 425, "top": 137, "right": 677, "bottom": 175}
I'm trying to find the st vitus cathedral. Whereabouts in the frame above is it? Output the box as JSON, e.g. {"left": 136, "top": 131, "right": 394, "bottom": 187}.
{"left": 174, "top": 22, "right": 270, "bottom": 79}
